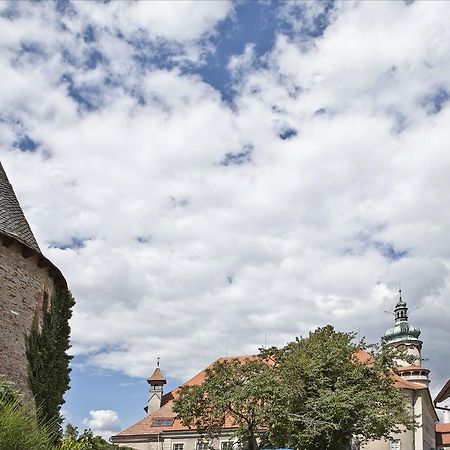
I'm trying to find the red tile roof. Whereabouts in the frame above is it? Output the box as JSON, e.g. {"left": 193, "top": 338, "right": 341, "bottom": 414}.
{"left": 148, "top": 368, "right": 167, "bottom": 384}
{"left": 113, "top": 351, "right": 428, "bottom": 442}
{"left": 114, "top": 356, "right": 256, "bottom": 439}
{"left": 113, "top": 351, "right": 429, "bottom": 441}
{"left": 436, "top": 423, "right": 450, "bottom": 446}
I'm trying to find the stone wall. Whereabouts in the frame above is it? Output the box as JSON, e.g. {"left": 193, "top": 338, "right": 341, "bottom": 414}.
{"left": 0, "top": 239, "right": 55, "bottom": 404}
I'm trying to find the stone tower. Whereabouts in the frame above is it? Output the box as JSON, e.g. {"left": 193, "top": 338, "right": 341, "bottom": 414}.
{"left": 0, "top": 161, "right": 66, "bottom": 404}
{"left": 146, "top": 362, "right": 167, "bottom": 415}
{"left": 383, "top": 290, "right": 430, "bottom": 387}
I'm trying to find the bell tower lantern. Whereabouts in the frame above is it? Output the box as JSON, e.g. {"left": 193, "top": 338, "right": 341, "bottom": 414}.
{"left": 145, "top": 359, "right": 167, "bottom": 415}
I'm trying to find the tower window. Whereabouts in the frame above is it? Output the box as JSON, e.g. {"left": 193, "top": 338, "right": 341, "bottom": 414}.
{"left": 173, "top": 444, "right": 184, "bottom": 450}
{"left": 389, "top": 439, "right": 401, "bottom": 450}
{"left": 197, "top": 443, "right": 209, "bottom": 450}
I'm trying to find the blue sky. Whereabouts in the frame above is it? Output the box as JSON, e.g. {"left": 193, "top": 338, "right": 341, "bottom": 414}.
{"left": 2, "top": 0, "right": 450, "bottom": 439}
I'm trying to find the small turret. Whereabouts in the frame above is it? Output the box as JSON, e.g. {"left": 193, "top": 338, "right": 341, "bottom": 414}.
{"left": 145, "top": 358, "right": 166, "bottom": 415}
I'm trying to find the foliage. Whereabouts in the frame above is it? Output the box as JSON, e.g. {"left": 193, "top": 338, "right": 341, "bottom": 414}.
{"left": 0, "top": 381, "right": 131, "bottom": 450}
{"left": 0, "top": 381, "right": 58, "bottom": 450}
{"left": 174, "top": 358, "right": 286, "bottom": 450}
{"left": 0, "top": 379, "right": 22, "bottom": 405}
{"left": 174, "top": 326, "right": 415, "bottom": 450}
{"left": 26, "top": 287, "right": 75, "bottom": 438}
{"left": 267, "top": 325, "right": 415, "bottom": 450}
{"left": 60, "top": 425, "right": 134, "bottom": 450}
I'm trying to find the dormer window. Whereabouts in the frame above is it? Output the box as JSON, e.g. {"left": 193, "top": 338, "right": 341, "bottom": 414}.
{"left": 152, "top": 418, "right": 174, "bottom": 427}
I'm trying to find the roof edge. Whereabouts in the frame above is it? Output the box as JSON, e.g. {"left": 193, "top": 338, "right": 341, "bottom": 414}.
{"left": 1, "top": 230, "right": 67, "bottom": 290}
{"left": 435, "top": 378, "right": 450, "bottom": 405}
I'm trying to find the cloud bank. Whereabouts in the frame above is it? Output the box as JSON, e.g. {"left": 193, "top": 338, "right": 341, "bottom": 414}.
{"left": 1, "top": 0, "right": 450, "bottom": 400}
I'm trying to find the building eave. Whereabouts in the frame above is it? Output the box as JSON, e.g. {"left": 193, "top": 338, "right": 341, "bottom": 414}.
{"left": 435, "top": 378, "right": 450, "bottom": 405}
{"left": 1, "top": 230, "right": 67, "bottom": 289}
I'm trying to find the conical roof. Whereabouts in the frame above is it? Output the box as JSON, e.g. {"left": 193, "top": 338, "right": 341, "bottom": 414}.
{"left": 147, "top": 367, "right": 167, "bottom": 384}
{"left": 0, "top": 162, "right": 40, "bottom": 252}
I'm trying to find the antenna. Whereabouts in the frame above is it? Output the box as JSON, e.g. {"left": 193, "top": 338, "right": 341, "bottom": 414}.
{"left": 264, "top": 332, "right": 267, "bottom": 349}
{"left": 225, "top": 345, "right": 228, "bottom": 357}
{"left": 157, "top": 356, "right": 160, "bottom": 367}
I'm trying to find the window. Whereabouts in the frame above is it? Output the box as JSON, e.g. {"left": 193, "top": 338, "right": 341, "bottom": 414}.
{"left": 389, "top": 440, "right": 400, "bottom": 450}
{"left": 197, "top": 442, "right": 209, "bottom": 450}
{"left": 221, "top": 442, "right": 233, "bottom": 450}
{"left": 173, "top": 444, "right": 184, "bottom": 450}
{"left": 152, "top": 418, "right": 174, "bottom": 427}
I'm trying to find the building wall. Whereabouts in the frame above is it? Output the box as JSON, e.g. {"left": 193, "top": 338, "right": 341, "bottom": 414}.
{"left": 0, "top": 240, "right": 55, "bottom": 404}
{"left": 362, "top": 390, "right": 437, "bottom": 450}
{"left": 117, "top": 434, "right": 233, "bottom": 450}
{"left": 362, "top": 391, "right": 415, "bottom": 450}
{"left": 420, "top": 392, "right": 437, "bottom": 450}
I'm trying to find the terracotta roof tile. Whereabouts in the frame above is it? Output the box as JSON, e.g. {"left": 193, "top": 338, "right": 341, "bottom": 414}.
{"left": 392, "top": 375, "right": 425, "bottom": 390}
{"left": 113, "top": 352, "right": 427, "bottom": 442}
{"left": 114, "top": 356, "right": 256, "bottom": 439}
{"left": 437, "top": 423, "right": 450, "bottom": 446}
{"left": 148, "top": 368, "right": 167, "bottom": 384}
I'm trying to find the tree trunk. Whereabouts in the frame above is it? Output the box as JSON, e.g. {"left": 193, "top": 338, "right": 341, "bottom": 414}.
{"left": 248, "top": 429, "right": 259, "bottom": 450}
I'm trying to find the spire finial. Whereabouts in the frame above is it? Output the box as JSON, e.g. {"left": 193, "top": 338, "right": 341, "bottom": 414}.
{"left": 157, "top": 356, "right": 160, "bottom": 367}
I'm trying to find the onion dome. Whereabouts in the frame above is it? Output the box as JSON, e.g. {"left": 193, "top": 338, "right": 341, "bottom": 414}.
{"left": 383, "top": 290, "right": 421, "bottom": 345}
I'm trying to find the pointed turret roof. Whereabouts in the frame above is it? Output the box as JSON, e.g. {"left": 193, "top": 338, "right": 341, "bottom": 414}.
{"left": 0, "top": 162, "right": 40, "bottom": 252}
{"left": 147, "top": 367, "right": 167, "bottom": 384}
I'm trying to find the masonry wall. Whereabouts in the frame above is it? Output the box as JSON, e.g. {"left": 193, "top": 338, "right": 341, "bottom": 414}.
{"left": 0, "top": 240, "right": 55, "bottom": 404}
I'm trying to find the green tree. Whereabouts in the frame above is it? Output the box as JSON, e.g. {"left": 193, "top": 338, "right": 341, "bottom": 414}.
{"left": 60, "top": 425, "right": 134, "bottom": 450}
{"left": 173, "top": 358, "right": 286, "bottom": 450}
{"left": 268, "top": 326, "right": 415, "bottom": 450}
{"left": 26, "top": 287, "right": 75, "bottom": 438}
{"left": 174, "top": 326, "right": 415, "bottom": 450}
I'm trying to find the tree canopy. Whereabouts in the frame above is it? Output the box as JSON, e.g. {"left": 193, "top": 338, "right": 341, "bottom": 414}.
{"left": 173, "top": 326, "right": 415, "bottom": 450}
{"left": 174, "top": 357, "right": 286, "bottom": 450}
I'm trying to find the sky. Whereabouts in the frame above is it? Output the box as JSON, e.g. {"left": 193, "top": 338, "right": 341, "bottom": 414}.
{"left": 1, "top": 0, "right": 450, "bottom": 440}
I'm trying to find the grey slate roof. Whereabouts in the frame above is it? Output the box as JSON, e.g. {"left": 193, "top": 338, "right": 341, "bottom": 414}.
{"left": 0, "top": 162, "right": 40, "bottom": 252}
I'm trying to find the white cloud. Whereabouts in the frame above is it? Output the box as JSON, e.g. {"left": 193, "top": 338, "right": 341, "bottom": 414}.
{"left": 72, "top": 1, "right": 232, "bottom": 43}
{"left": 228, "top": 43, "right": 257, "bottom": 78}
{"left": 82, "top": 409, "right": 121, "bottom": 440}
{"left": 1, "top": 0, "right": 450, "bottom": 405}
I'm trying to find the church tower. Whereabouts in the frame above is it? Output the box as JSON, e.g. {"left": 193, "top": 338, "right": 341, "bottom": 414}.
{"left": 383, "top": 290, "right": 430, "bottom": 387}
{"left": 145, "top": 360, "right": 167, "bottom": 415}
{"left": 0, "top": 161, "right": 67, "bottom": 404}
